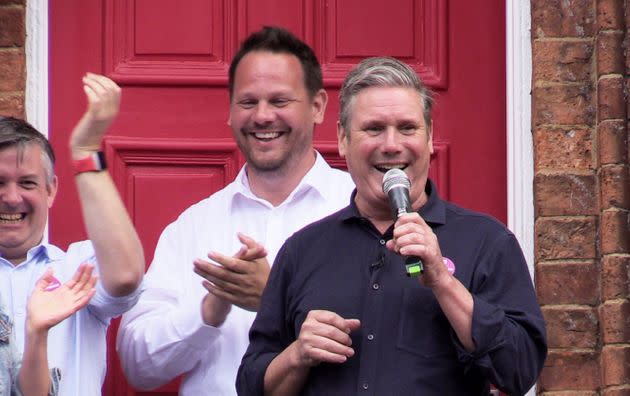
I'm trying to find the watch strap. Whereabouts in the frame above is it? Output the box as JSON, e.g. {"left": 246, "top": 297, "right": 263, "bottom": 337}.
{"left": 72, "top": 151, "right": 107, "bottom": 174}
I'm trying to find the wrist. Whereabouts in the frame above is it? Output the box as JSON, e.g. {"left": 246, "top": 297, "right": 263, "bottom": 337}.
{"left": 71, "top": 151, "right": 107, "bottom": 174}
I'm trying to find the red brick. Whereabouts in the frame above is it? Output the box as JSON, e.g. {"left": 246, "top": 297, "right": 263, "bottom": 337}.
{"left": 597, "top": 0, "right": 625, "bottom": 30}
{"left": 600, "top": 300, "right": 630, "bottom": 343}
{"left": 600, "top": 165, "right": 630, "bottom": 209}
{"left": 602, "top": 255, "right": 630, "bottom": 300}
{"left": 535, "top": 173, "right": 598, "bottom": 216}
{"left": 542, "top": 306, "right": 598, "bottom": 348}
{"left": 536, "top": 261, "right": 599, "bottom": 305}
{"left": 602, "top": 389, "right": 630, "bottom": 396}
{"left": 598, "top": 31, "right": 624, "bottom": 75}
{"left": 0, "top": 93, "right": 23, "bottom": 117}
{"left": 0, "top": 7, "right": 24, "bottom": 47}
{"left": 540, "top": 392, "right": 597, "bottom": 396}
{"left": 601, "top": 210, "right": 630, "bottom": 254}
{"left": 532, "top": 0, "right": 595, "bottom": 38}
{"left": 599, "top": 121, "right": 628, "bottom": 165}
{"left": 533, "top": 84, "right": 595, "bottom": 126}
{"left": 533, "top": 40, "right": 593, "bottom": 82}
{"left": 599, "top": 77, "right": 626, "bottom": 121}
{"left": 0, "top": 50, "right": 24, "bottom": 91}
{"left": 534, "top": 127, "right": 593, "bottom": 170}
{"left": 539, "top": 350, "right": 600, "bottom": 391}
{"left": 602, "top": 345, "right": 630, "bottom": 386}
{"left": 536, "top": 217, "right": 597, "bottom": 260}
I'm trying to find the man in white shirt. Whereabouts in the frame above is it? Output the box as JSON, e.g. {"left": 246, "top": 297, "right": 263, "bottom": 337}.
{"left": 116, "top": 26, "right": 355, "bottom": 395}
{"left": 0, "top": 73, "right": 145, "bottom": 395}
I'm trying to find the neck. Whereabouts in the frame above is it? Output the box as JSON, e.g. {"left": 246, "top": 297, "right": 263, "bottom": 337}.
{"left": 247, "top": 151, "right": 316, "bottom": 206}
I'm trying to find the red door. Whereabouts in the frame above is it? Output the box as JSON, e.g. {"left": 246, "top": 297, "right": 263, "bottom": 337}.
{"left": 49, "top": 1, "right": 505, "bottom": 394}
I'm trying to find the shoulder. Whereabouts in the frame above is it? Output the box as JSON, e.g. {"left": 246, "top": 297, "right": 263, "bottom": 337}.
{"left": 443, "top": 201, "right": 512, "bottom": 237}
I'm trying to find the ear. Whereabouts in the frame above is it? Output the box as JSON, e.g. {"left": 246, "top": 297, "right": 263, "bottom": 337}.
{"left": 311, "top": 89, "right": 328, "bottom": 125}
{"left": 427, "top": 126, "right": 434, "bottom": 155}
{"left": 47, "top": 175, "right": 58, "bottom": 209}
{"left": 337, "top": 121, "right": 347, "bottom": 158}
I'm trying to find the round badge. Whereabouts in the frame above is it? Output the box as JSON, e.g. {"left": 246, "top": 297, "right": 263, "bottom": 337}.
{"left": 44, "top": 277, "right": 62, "bottom": 291}
{"left": 443, "top": 257, "right": 456, "bottom": 275}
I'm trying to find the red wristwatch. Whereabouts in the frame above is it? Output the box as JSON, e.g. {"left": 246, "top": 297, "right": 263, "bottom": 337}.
{"left": 72, "top": 151, "right": 107, "bottom": 174}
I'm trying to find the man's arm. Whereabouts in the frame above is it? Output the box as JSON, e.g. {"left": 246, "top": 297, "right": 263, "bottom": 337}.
{"left": 262, "top": 310, "right": 360, "bottom": 396}
{"left": 388, "top": 213, "right": 547, "bottom": 394}
{"left": 387, "top": 212, "right": 475, "bottom": 352}
{"left": 19, "top": 265, "right": 96, "bottom": 396}
{"left": 69, "top": 73, "right": 144, "bottom": 297}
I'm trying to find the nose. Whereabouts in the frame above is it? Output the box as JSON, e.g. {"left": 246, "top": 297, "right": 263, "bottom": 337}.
{"left": 252, "top": 101, "right": 276, "bottom": 125}
{"left": 382, "top": 128, "right": 402, "bottom": 154}
{"left": 0, "top": 183, "right": 22, "bottom": 206}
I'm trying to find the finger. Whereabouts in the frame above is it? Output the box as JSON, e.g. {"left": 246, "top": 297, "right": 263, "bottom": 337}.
{"left": 34, "top": 267, "right": 55, "bottom": 290}
{"left": 74, "top": 264, "right": 95, "bottom": 290}
{"left": 202, "top": 281, "right": 238, "bottom": 305}
{"left": 194, "top": 259, "right": 243, "bottom": 288}
{"left": 236, "top": 233, "right": 268, "bottom": 259}
{"left": 308, "top": 346, "right": 353, "bottom": 364}
{"left": 207, "top": 251, "right": 248, "bottom": 274}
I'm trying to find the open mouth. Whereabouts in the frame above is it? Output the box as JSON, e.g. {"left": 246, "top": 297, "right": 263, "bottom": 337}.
{"left": 252, "top": 131, "right": 282, "bottom": 141}
{"left": 374, "top": 164, "right": 407, "bottom": 173}
{"left": 0, "top": 213, "right": 26, "bottom": 224}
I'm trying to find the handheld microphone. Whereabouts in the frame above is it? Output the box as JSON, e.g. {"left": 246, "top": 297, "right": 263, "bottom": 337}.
{"left": 382, "top": 169, "right": 424, "bottom": 277}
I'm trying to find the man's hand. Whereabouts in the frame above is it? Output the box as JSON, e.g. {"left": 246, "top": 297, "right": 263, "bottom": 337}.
{"left": 386, "top": 212, "right": 450, "bottom": 289}
{"left": 193, "top": 233, "right": 270, "bottom": 325}
{"left": 69, "top": 73, "right": 121, "bottom": 158}
{"left": 26, "top": 264, "right": 97, "bottom": 335}
{"left": 289, "top": 310, "right": 360, "bottom": 367}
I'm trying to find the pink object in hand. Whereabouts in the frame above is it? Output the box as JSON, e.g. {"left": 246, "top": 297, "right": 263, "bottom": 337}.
{"left": 44, "top": 277, "right": 62, "bottom": 291}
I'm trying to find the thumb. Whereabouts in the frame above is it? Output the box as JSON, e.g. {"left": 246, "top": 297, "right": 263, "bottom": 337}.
{"left": 34, "top": 268, "right": 55, "bottom": 290}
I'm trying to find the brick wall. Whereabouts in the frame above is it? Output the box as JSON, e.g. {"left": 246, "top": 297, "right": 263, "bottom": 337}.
{"left": 532, "top": 0, "right": 630, "bottom": 394}
{"left": 0, "top": 0, "right": 25, "bottom": 117}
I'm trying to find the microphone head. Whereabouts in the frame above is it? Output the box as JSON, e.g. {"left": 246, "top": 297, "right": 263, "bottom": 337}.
{"left": 382, "top": 168, "right": 410, "bottom": 194}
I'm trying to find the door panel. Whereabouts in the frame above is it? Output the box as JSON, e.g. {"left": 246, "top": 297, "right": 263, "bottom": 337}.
{"left": 49, "top": 1, "right": 505, "bottom": 394}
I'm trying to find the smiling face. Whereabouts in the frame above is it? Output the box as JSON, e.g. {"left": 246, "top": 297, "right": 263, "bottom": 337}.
{"left": 338, "top": 86, "right": 432, "bottom": 222}
{"left": 228, "top": 51, "right": 327, "bottom": 178}
{"left": 0, "top": 144, "right": 57, "bottom": 265}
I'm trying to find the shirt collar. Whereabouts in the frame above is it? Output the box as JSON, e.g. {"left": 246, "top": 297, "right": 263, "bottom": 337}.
{"left": 229, "top": 151, "right": 341, "bottom": 210}
{"left": 340, "top": 179, "right": 446, "bottom": 226}
{"left": 0, "top": 241, "right": 65, "bottom": 267}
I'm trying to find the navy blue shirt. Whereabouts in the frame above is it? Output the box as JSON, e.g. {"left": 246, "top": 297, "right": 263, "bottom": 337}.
{"left": 237, "top": 180, "right": 547, "bottom": 395}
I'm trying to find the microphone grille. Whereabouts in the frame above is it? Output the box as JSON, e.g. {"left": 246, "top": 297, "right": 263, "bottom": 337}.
{"left": 382, "top": 168, "right": 410, "bottom": 194}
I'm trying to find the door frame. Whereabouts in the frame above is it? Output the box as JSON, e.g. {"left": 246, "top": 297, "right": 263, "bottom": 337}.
{"left": 27, "top": 2, "right": 535, "bottom": 393}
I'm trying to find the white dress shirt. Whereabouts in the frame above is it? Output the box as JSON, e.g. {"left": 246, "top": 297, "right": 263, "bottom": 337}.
{"left": 117, "top": 152, "right": 355, "bottom": 395}
{"left": 0, "top": 241, "right": 142, "bottom": 396}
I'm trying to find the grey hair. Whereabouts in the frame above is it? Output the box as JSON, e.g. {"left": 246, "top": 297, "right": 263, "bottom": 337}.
{"left": 0, "top": 116, "right": 56, "bottom": 187}
{"left": 338, "top": 57, "right": 433, "bottom": 135}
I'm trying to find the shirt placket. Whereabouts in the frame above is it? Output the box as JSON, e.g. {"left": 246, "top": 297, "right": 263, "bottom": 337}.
{"left": 356, "top": 238, "right": 388, "bottom": 395}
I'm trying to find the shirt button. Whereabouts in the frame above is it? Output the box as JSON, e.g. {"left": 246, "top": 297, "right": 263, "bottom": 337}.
{"left": 379, "top": 239, "right": 386, "bottom": 245}
{"left": 362, "top": 382, "right": 369, "bottom": 390}
{"left": 372, "top": 283, "right": 380, "bottom": 290}
{"left": 367, "top": 334, "right": 374, "bottom": 340}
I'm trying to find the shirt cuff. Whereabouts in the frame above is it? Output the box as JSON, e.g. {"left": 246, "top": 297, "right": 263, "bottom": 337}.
{"left": 453, "top": 295, "right": 506, "bottom": 368}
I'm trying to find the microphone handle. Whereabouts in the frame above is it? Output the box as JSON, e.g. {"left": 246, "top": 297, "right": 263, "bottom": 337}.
{"left": 404, "top": 255, "right": 423, "bottom": 277}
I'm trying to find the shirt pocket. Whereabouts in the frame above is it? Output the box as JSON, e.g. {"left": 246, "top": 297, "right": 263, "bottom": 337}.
{"left": 397, "top": 287, "right": 456, "bottom": 358}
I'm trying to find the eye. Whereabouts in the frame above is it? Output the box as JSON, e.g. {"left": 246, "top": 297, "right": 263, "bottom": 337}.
{"left": 20, "top": 180, "right": 38, "bottom": 189}
{"left": 237, "top": 99, "right": 257, "bottom": 109}
{"left": 363, "top": 124, "right": 385, "bottom": 135}
{"left": 399, "top": 124, "right": 418, "bottom": 135}
{"left": 270, "top": 98, "right": 292, "bottom": 108}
